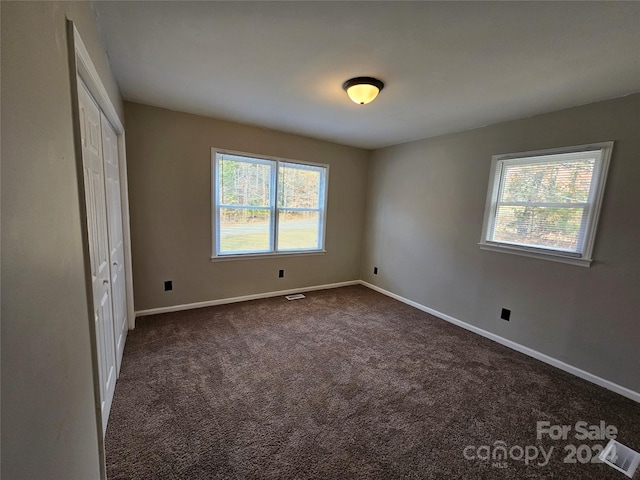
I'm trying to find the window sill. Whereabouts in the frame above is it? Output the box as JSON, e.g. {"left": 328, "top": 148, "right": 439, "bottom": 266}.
{"left": 211, "top": 250, "right": 326, "bottom": 262}
{"left": 479, "top": 243, "right": 592, "bottom": 267}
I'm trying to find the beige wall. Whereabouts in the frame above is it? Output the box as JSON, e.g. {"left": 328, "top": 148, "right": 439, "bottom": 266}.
{"left": 362, "top": 94, "right": 640, "bottom": 393}
{"left": 124, "top": 102, "right": 369, "bottom": 311}
{"left": 1, "top": 2, "right": 123, "bottom": 479}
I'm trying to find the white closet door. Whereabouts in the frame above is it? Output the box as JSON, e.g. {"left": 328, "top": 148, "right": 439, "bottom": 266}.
{"left": 101, "top": 113, "right": 127, "bottom": 373}
{"left": 78, "top": 79, "right": 116, "bottom": 435}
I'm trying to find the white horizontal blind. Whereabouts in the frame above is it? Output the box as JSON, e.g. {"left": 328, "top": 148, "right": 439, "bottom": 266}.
{"left": 487, "top": 150, "right": 604, "bottom": 255}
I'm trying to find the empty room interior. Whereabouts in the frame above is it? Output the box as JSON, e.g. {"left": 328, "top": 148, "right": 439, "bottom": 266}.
{"left": 2, "top": 1, "right": 640, "bottom": 479}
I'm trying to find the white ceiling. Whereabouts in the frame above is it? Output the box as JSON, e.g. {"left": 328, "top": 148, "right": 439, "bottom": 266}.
{"left": 92, "top": 1, "right": 640, "bottom": 150}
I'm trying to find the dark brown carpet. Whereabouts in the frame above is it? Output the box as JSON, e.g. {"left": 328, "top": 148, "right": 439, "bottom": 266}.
{"left": 105, "top": 285, "right": 639, "bottom": 479}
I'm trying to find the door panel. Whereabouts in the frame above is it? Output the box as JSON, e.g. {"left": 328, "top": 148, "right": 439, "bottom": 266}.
{"left": 101, "top": 113, "right": 127, "bottom": 373}
{"left": 78, "top": 79, "right": 116, "bottom": 436}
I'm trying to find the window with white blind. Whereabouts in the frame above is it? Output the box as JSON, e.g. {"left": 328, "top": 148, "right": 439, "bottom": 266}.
{"left": 212, "top": 150, "right": 328, "bottom": 258}
{"left": 480, "top": 142, "right": 613, "bottom": 266}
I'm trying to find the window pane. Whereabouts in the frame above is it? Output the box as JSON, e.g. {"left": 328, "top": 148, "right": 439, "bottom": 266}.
{"left": 480, "top": 143, "right": 612, "bottom": 264}
{"left": 278, "top": 162, "right": 323, "bottom": 208}
{"left": 501, "top": 160, "right": 595, "bottom": 204}
{"left": 218, "top": 154, "right": 273, "bottom": 206}
{"left": 219, "top": 208, "right": 271, "bottom": 253}
{"left": 277, "top": 211, "right": 320, "bottom": 251}
{"left": 213, "top": 151, "right": 328, "bottom": 257}
{"left": 492, "top": 206, "right": 585, "bottom": 251}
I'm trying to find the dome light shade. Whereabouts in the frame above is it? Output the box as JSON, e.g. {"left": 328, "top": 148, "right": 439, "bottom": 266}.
{"left": 342, "top": 77, "right": 384, "bottom": 105}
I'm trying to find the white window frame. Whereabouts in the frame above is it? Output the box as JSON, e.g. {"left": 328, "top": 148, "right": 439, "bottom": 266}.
{"left": 211, "top": 148, "right": 328, "bottom": 260}
{"left": 479, "top": 142, "right": 613, "bottom": 267}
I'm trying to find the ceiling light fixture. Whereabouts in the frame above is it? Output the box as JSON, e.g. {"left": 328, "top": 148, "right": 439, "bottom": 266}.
{"left": 342, "top": 77, "right": 384, "bottom": 105}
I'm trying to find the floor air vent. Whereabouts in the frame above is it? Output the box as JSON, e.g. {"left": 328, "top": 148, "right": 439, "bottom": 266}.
{"left": 599, "top": 439, "right": 640, "bottom": 478}
{"left": 285, "top": 293, "right": 306, "bottom": 301}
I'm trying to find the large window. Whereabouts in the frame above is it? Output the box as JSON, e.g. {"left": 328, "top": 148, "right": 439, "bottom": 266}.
{"left": 480, "top": 142, "right": 613, "bottom": 266}
{"left": 212, "top": 150, "right": 328, "bottom": 258}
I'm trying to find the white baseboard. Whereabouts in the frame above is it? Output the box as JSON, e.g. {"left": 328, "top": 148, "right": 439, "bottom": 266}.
{"left": 360, "top": 281, "right": 640, "bottom": 404}
{"left": 135, "top": 280, "right": 360, "bottom": 318}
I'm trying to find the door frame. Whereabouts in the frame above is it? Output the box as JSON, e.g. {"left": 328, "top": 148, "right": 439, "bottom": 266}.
{"left": 68, "top": 22, "right": 135, "bottom": 331}
{"left": 67, "top": 19, "right": 134, "bottom": 479}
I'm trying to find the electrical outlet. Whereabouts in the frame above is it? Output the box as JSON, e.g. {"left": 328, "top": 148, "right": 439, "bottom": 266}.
{"left": 278, "top": 269, "right": 284, "bottom": 278}
{"left": 501, "top": 308, "right": 511, "bottom": 321}
{"left": 374, "top": 267, "right": 378, "bottom": 275}
{"left": 164, "top": 280, "right": 173, "bottom": 291}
